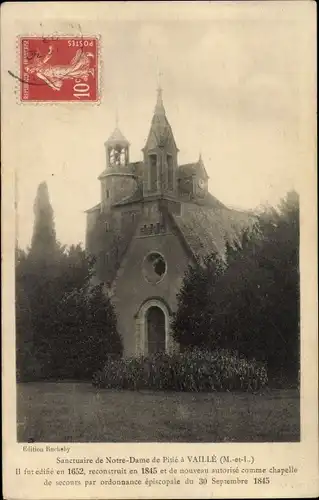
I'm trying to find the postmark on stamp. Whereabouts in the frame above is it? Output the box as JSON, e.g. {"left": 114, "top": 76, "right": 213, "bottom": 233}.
{"left": 19, "top": 36, "right": 99, "bottom": 102}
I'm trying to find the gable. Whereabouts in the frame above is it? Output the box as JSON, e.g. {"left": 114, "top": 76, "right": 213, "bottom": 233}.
{"left": 144, "top": 114, "right": 178, "bottom": 152}
{"left": 179, "top": 161, "right": 209, "bottom": 180}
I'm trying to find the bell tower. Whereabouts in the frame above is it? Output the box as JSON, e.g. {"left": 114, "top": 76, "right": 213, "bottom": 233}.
{"left": 142, "top": 87, "right": 179, "bottom": 198}
{"left": 99, "top": 125, "right": 136, "bottom": 212}
{"left": 105, "top": 127, "right": 130, "bottom": 168}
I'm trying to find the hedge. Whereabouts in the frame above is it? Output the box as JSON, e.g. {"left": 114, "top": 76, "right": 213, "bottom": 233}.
{"left": 93, "top": 348, "right": 268, "bottom": 392}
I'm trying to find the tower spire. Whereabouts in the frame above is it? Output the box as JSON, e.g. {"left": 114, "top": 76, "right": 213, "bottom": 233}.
{"left": 143, "top": 79, "right": 179, "bottom": 197}
{"left": 155, "top": 69, "right": 165, "bottom": 115}
{"left": 155, "top": 86, "right": 165, "bottom": 115}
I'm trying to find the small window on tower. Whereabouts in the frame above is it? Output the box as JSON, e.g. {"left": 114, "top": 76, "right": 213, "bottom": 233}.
{"left": 109, "top": 148, "right": 115, "bottom": 165}
{"left": 106, "top": 189, "right": 110, "bottom": 199}
{"left": 114, "top": 146, "right": 122, "bottom": 166}
{"left": 149, "top": 154, "right": 157, "bottom": 192}
{"left": 120, "top": 148, "right": 126, "bottom": 165}
{"left": 167, "top": 154, "right": 173, "bottom": 190}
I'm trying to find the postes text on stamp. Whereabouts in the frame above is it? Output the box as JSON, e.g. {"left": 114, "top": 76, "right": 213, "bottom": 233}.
{"left": 20, "top": 36, "right": 99, "bottom": 102}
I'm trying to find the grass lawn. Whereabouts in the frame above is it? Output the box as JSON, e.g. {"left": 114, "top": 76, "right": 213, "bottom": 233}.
{"left": 17, "top": 382, "right": 300, "bottom": 442}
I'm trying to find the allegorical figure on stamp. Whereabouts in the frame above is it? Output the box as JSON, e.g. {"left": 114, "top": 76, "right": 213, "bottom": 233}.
{"left": 25, "top": 45, "right": 95, "bottom": 91}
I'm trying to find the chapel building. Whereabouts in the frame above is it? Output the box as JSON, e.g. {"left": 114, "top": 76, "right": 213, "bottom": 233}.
{"left": 85, "top": 89, "right": 253, "bottom": 357}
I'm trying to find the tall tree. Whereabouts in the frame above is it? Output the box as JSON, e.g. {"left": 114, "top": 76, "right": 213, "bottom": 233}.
{"left": 219, "top": 192, "right": 299, "bottom": 382}
{"left": 16, "top": 236, "right": 122, "bottom": 380}
{"left": 172, "top": 191, "right": 300, "bottom": 385}
{"left": 15, "top": 248, "right": 40, "bottom": 381}
{"left": 30, "top": 181, "right": 57, "bottom": 260}
{"left": 172, "top": 252, "right": 225, "bottom": 349}
{"left": 28, "top": 244, "right": 97, "bottom": 378}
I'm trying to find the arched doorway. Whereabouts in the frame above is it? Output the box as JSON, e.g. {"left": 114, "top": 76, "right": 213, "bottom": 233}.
{"left": 135, "top": 298, "right": 174, "bottom": 355}
{"left": 146, "top": 306, "right": 166, "bottom": 354}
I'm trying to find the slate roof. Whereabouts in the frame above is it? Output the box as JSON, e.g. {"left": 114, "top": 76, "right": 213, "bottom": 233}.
{"left": 98, "top": 160, "right": 144, "bottom": 181}
{"left": 113, "top": 183, "right": 144, "bottom": 207}
{"left": 195, "top": 193, "right": 227, "bottom": 209}
{"left": 106, "top": 127, "right": 129, "bottom": 146}
{"left": 98, "top": 167, "right": 136, "bottom": 180}
{"left": 85, "top": 203, "right": 101, "bottom": 213}
{"left": 179, "top": 158, "right": 209, "bottom": 179}
{"left": 178, "top": 162, "right": 199, "bottom": 178}
{"left": 169, "top": 203, "right": 256, "bottom": 260}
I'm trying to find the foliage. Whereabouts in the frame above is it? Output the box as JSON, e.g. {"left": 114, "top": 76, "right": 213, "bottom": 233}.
{"left": 51, "top": 284, "right": 122, "bottom": 380}
{"left": 15, "top": 260, "right": 41, "bottom": 381}
{"left": 171, "top": 252, "right": 225, "bottom": 349}
{"left": 16, "top": 245, "right": 122, "bottom": 380}
{"left": 30, "top": 181, "right": 58, "bottom": 260}
{"left": 172, "top": 191, "right": 300, "bottom": 385}
{"left": 16, "top": 182, "right": 122, "bottom": 381}
{"left": 93, "top": 348, "right": 268, "bottom": 392}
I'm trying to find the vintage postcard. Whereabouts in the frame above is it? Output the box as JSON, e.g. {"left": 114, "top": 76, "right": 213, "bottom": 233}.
{"left": 1, "top": 1, "right": 318, "bottom": 498}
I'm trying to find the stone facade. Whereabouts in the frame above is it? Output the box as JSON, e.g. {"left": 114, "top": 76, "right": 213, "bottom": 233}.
{"left": 85, "top": 89, "right": 254, "bottom": 357}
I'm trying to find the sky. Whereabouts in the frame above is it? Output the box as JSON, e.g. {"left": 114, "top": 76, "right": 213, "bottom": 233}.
{"left": 6, "top": 3, "right": 314, "bottom": 249}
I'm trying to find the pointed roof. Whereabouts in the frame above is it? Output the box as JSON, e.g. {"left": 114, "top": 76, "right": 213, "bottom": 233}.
{"left": 143, "top": 88, "right": 178, "bottom": 152}
{"left": 154, "top": 87, "right": 165, "bottom": 115}
{"left": 178, "top": 155, "right": 209, "bottom": 180}
{"left": 197, "top": 153, "right": 209, "bottom": 179}
{"left": 106, "top": 127, "right": 129, "bottom": 146}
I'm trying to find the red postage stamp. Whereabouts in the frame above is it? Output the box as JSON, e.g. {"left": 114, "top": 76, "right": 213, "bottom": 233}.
{"left": 20, "top": 36, "right": 99, "bottom": 102}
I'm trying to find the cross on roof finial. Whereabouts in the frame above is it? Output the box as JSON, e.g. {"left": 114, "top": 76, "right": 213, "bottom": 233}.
{"left": 154, "top": 66, "right": 165, "bottom": 115}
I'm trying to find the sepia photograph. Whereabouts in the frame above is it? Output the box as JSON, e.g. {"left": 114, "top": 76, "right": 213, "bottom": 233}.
{"left": 13, "top": 9, "right": 303, "bottom": 446}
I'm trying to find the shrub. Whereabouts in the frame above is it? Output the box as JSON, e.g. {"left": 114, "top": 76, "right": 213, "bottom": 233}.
{"left": 51, "top": 284, "right": 123, "bottom": 380}
{"left": 93, "top": 348, "right": 268, "bottom": 392}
